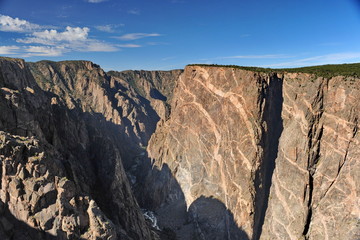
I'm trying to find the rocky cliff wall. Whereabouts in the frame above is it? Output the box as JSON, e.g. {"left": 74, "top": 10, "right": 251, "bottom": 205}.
{"left": 261, "top": 73, "right": 360, "bottom": 240}
{"left": 148, "top": 65, "right": 360, "bottom": 240}
{"left": 0, "top": 58, "right": 157, "bottom": 239}
{"left": 0, "top": 57, "right": 358, "bottom": 240}
{"left": 107, "top": 70, "right": 182, "bottom": 121}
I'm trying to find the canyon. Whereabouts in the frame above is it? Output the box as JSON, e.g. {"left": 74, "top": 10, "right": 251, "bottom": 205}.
{"left": 0, "top": 57, "right": 359, "bottom": 240}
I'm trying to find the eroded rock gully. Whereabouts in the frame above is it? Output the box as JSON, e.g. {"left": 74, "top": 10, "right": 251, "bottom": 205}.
{"left": 0, "top": 57, "right": 359, "bottom": 240}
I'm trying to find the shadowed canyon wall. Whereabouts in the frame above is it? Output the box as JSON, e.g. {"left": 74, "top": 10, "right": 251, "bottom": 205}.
{"left": 0, "top": 57, "right": 359, "bottom": 240}
{"left": 0, "top": 58, "right": 179, "bottom": 239}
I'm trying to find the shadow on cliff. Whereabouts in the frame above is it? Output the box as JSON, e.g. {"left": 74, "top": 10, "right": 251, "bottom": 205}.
{"left": 188, "top": 196, "right": 250, "bottom": 240}
{"left": 0, "top": 62, "right": 250, "bottom": 239}
{"left": 253, "top": 74, "right": 284, "bottom": 240}
{"left": 46, "top": 104, "right": 153, "bottom": 239}
{"left": 54, "top": 109, "right": 250, "bottom": 239}
{"left": 0, "top": 200, "right": 86, "bottom": 240}
{"left": 44, "top": 87, "right": 251, "bottom": 239}
{"left": 132, "top": 160, "right": 250, "bottom": 240}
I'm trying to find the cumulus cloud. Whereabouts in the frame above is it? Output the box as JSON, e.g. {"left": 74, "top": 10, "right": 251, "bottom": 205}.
{"left": 0, "top": 15, "right": 150, "bottom": 57}
{"left": 16, "top": 26, "right": 118, "bottom": 55}
{"left": 18, "top": 27, "right": 90, "bottom": 45}
{"left": 0, "top": 46, "right": 20, "bottom": 54}
{"left": 0, "top": 15, "right": 41, "bottom": 32}
{"left": 116, "top": 33, "right": 161, "bottom": 40}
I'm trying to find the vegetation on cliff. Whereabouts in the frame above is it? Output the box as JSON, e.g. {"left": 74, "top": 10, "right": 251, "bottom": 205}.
{"left": 188, "top": 62, "right": 360, "bottom": 78}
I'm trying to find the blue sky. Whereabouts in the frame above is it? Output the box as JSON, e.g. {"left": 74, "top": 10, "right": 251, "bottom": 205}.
{"left": 0, "top": 0, "right": 360, "bottom": 71}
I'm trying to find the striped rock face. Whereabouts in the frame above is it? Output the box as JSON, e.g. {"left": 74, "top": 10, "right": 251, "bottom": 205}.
{"left": 148, "top": 66, "right": 360, "bottom": 240}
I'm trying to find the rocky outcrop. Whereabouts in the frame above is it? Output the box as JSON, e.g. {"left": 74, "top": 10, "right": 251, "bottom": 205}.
{"left": 0, "top": 57, "right": 157, "bottom": 239}
{"left": 148, "top": 65, "right": 360, "bottom": 240}
{"left": 0, "top": 131, "right": 116, "bottom": 239}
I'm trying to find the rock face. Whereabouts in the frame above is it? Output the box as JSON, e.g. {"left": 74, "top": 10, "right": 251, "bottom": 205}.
{"left": 0, "top": 58, "right": 158, "bottom": 239}
{"left": 148, "top": 66, "right": 276, "bottom": 238}
{"left": 0, "top": 131, "right": 117, "bottom": 239}
{"left": 261, "top": 74, "right": 360, "bottom": 240}
{"left": 107, "top": 69, "right": 182, "bottom": 120}
{"left": 27, "top": 60, "right": 160, "bottom": 165}
{"left": 0, "top": 57, "right": 359, "bottom": 240}
{"left": 148, "top": 65, "right": 360, "bottom": 240}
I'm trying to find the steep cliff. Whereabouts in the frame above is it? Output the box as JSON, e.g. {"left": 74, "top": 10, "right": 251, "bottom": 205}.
{"left": 0, "top": 57, "right": 359, "bottom": 240}
{"left": 107, "top": 69, "right": 182, "bottom": 120}
{"left": 0, "top": 57, "right": 157, "bottom": 239}
{"left": 148, "top": 65, "right": 360, "bottom": 240}
{"left": 261, "top": 72, "right": 360, "bottom": 240}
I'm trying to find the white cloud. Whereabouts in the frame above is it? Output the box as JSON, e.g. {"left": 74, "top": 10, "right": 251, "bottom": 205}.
{"left": 19, "top": 41, "right": 117, "bottom": 57}
{"left": 95, "top": 24, "right": 124, "bottom": 33}
{"left": 24, "top": 46, "right": 65, "bottom": 57}
{"left": 95, "top": 25, "right": 115, "bottom": 33}
{"left": 147, "top": 42, "right": 169, "bottom": 46}
{"left": 0, "top": 15, "right": 158, "bottom": 57}
{"left": 265, "top": 52, "right": 360, "bottom": 68}
{"left": 16, "top": 26, "right": 119, "bottom": 54}
{"left": 116, "top": 33, "right": 161, "bottom": 40}
{"left": 87, "top": 0, "right": 107, "bottom": 3}
{"left": 128, "top": 9, "right": 140, "bottom": 15}
{"left": 18, "top": 26, "right": 90, "bottom": 45}
{"left": 82, "top": 41, "right": 118, "bottom": 52}
{"left": 0, "top": 46, "right": 20, "bottom": 54}
{"left": 118, "top": 44, "right": 141, "bottom": 48}
{"left": 0, "top": 15, "right": 41, "bottom": 32}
